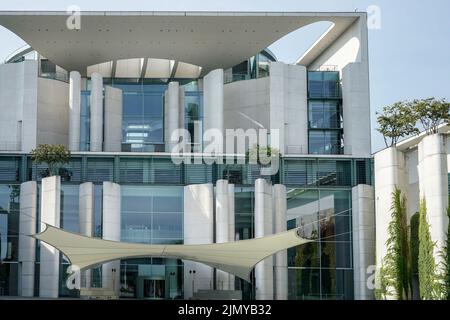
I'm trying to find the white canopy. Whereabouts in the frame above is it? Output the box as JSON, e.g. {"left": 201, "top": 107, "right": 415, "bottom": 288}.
{"left": 33, "top": 224, "right": 311, "bottom": 282}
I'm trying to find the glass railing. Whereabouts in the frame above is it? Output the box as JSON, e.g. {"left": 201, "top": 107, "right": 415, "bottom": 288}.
{"left": 39, "top": 71, "right": 69, "bottom": 82}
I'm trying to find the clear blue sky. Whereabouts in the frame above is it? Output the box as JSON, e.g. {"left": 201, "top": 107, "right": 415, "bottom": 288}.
{"left": 0, "top": 0, "right": 449, "bottom": 152}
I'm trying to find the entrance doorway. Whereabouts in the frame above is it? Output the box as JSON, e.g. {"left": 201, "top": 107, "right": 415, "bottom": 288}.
{"left": 143, "top": 279, "right": 165, "bottom": 299}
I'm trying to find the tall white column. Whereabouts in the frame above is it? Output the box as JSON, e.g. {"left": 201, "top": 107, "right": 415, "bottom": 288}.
{"left": 203, "top": 69, "right": 224, "bottom": 152}
{"left": 273, "top": 184, "right": 287, "bottom": 300}
{"left": 68, "top": 71, "right": 81, "bottom": 151}
{"left": 183, "top": 184, "right": 214, "bottom": 299}
{"left": 254, "top": 179, "right": 274, "bottom": 300}
{"left": 228, "top": 183, "right": 235, "bottom": 288}
{"left": 269, "top": 62, "right": 308, "bottom": 155}
{"left": 215, "top": 180, "right": 232, "bottom": 290}
{"left": 374, "top": 146, "right": 407, "bottom": 299}
{"left": 39, "top": 176, "right": 61, "bottom": 298}
{"left": 165, "top": 81, "right": 180, "bottom": 152}
{"left": 418, "top": 134, "right": 449, "bottom": 273}
{"left": 102, "top": 182, "right": 121, "bottom": 294}
{"left": 104, "top": 86, "right": 123, "bottom": 152}
{"left": 352, "top": 184, "right": 375, "bottom": 300}
{"left": 19, "top": 181, "right": 37, "bottom": 297}
{"left": 342, "top": 63, "right": 371, "bottom": 158}
{"left": 90, "top": 72, "right": 103, "bottom": 152}
{"left": 79, "top": 182, "right": 94, "bottom": 288}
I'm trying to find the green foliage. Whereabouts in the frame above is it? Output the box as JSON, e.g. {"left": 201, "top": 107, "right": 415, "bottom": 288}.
{"left": 31, "top": 144, "right": 71, "bottom": 176}
{"left": 410, "top": 213, "right": 420, "bottom": 276}
{"left": 418, "top": 199, "right": 441, "bottom": 299}
{"left": 376, "top": 102, "right": 419, "bottom": 148}
{"left": 246, "top": 144, "right": 279, "bottom": 165}
{"left": 377, "top": 188, "right": 412, "bottom": 299}
{"left": 440, "top": 200, "right": 450, "bottom": 299}
{"left": 409, "top": 98, "right": 450, "bottom": 135}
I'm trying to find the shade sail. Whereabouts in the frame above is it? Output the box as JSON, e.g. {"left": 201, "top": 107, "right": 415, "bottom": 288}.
{"left": 33, "top": 224, "right": 311, "bottom": 282}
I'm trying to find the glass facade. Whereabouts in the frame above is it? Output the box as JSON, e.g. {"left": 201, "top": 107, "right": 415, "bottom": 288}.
{"left": 0, "top": 154, "right": 374, "bottom": 299}
{"left": 224, "top": 50, "right": 277, "bottom": 83}
{"left": 286, "top": 189, "right": 353, "bottom": 300}
{"left": 307, "top": 71, "right": 344, "bottom": 155}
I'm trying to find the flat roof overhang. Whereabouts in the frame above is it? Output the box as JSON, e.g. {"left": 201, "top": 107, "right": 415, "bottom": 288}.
{"left": 0, "top": 11, "right": 362, "bottom": 76}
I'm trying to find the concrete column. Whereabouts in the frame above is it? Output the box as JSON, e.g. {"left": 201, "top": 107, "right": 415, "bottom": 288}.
{"left": 90, "top": 72, "right": 103, "bottom": 152}
{"left": 254, "top": 179, "right": 274, "bottom": 300}
{"left": 418, "top": 134, "right": 449, "bottom": 273}
{"left": 104, "top": 86, "right": 123, "bottom": 152}
{"left": 102, "top": 182, "right": 121, "bottom": 294}
{"left": 183, "top": 184, "right": 214, "bottom": 299}
{"left": 79, "top": 182, "right": 94, "bottom": 288}
{"left": 270, "top": 62, "right": 308, "bottom": 155}
{"left": 39, "top": 176, "right": 61, "bottom": 298}
{"left": 352, "top": 184, "right": 375, "bottom": 300}
{"left": 203, "top": 69, "right": 224, "bottom": 152}
{"left": 215, "top": 180, "right": 231, "bottom": 290}
{"left": 374, "top": 147, "right": 407, "bottom": 299}
{"left": 342, "top": 63, "right": 371, "bottom": 158}
{"left": 165, "top": 82, "right": 180, "bottom": 152}
{"left": 273, "top": 184, "right": 287, "bottom": 300}
{"left": 68, "top": 71, "right": 81, "bottom": 151}
{"left": 228, "top": 183, "right": 235, "bottom": 289}
{"left": 18, "top": 181, "right": 37, "bottom": 297}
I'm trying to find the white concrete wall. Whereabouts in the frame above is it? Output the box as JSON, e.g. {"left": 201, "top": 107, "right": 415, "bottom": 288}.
{"left": 254, "top": 179, "right": 274, "bottom": 300}
{"left": 270, "top": 62, "right": 308, "bottom": 155}
{"left": 273, "top": 184, "right": 287, "bottom": 300}
{"left": 36, "top": 77, "right": 69, "bottom": 147}
{"left": 102, "top": 182, "right": 121, "bottom": 294}
{"left": 68, "top": 71, "right": 81, "bottom": 151}
{"left": 39, "top": 176, "right": 61, "bottom": 298}
{"left": 308, "top": 17, "right": 368, "bottom": 73}
{"left": 19, "top": 181, "right": 37, "bottom": 297}
{"left": 90, "top": 73, "right": 103, "bottom": 152}
{"left": 79, "top": 182, "right": 94, "bottom": 288}
{"left": 203, "top": 69, "right": 224, "bottom": 152}
{"left": 104, "top": 86, "right": 123, "bottom": 152}
{"left": 183, "top": 184, "right": 214, "bottom": 298}
{"left": 417, "top": 134, "right": 449, "bottom": 273}
{"left": 224, "top": 77, "right": 270, "bottom": 146}
{"left": 374, "top": 147, "right": 407, "bottom": 298}
{"left": 352, "top": 184, "right": 375, "bottom": 300}
{"left": 0, "top": 60, "right": 38, "bottom": 152}
{"left": 342, "top": 62, "right": 371, "bottom": 158}
{"left": 165, "top": 81, "right": 180, "bottom": 152}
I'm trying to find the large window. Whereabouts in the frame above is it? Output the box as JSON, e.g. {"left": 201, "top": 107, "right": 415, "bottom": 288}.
{"left": 309, "top": 130, "right": 343, "bottom": 155}
{"left": 308, "top": 72, "right": 340, "bottom": 99}
{"left": 116, "top": 83, "right": 166, "bottom": 152}
{"left": 184, "top": 91, "right": 203, "bottom": 153}
{"left": 286, "top": 188, "right": 353, "bottom": 300}
{"left": 308, "top": 100, "right": 342, "bottom": 129}
{"left": 121, "top": 186, "right": 183, "bottom": 244}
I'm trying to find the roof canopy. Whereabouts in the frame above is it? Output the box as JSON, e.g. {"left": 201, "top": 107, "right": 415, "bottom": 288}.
{"left": 0, "top": 11, "right": 361, "bottom": 76}
{"left": 34, "top": 224, "right": 311, "bottom": 282}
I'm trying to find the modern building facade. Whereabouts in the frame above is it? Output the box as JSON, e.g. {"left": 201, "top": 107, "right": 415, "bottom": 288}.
{"left": 0, "top": 11, "right": 373, "bottom": 300}
{"left": 374, "top": 126, "right": 450, "bottom": 298}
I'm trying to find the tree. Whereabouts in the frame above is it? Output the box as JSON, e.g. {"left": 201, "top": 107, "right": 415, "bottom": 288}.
{"left": 31, "top": 144, "right": 71, "bottom": 176}
{"left": 418, "top": 199, "right": 440, "bottom": 299}
{"left": 377, "top": 188, "right": 412, "bottom": 299}
{"left": 376, "top": 102, "right": 419, "bottom": 148}
{"left": 409, "top": 98, "right": 450, "bottom": 135}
